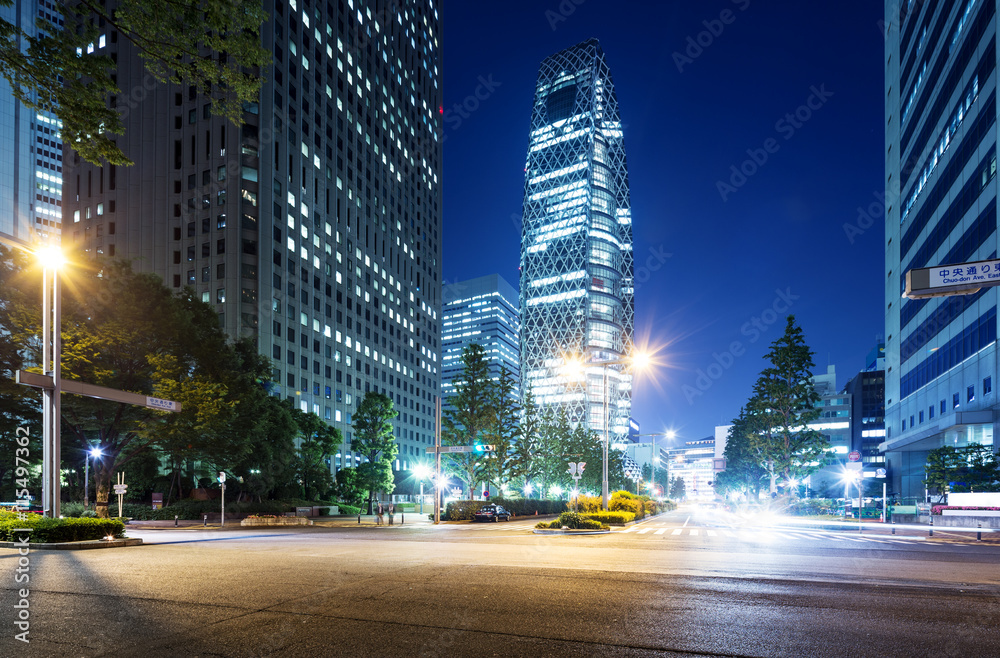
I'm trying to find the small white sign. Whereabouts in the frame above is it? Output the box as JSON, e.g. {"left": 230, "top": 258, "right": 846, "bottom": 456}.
{"left": 929, "top": 259, "right": 1000, "bottom": 289}
{"left": 113, "top": 485, "right": 127, "bottom": 494}
{"left": 146, "top": 396, "right": 178, "bottom": 412}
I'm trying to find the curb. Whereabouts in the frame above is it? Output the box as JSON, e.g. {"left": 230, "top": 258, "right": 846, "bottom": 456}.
{"left": 0, "top": 538, "right": 143, "bottom": 550}
{"left": 532, "top": 529, "right": 610, "bottom": 535}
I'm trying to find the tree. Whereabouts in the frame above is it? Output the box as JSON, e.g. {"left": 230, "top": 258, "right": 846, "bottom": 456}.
{"left": 333, "top": 467, "right": 365, "bottom": 507}
{"left": 0, "top": 0, "right": 270, "bottom": 165}
{"left": 441, "top": 344, "right": 495, "bottom": 498}
{"left": 715, "top": 406, "right": 768, "bottom": 499}
{"left": 481, "top": 366, "right": 519, "bottom": 491}
{"left": 669, "top": 475, "right": 686, "bottom": 500}
{"left": 925, "top": 445, "right": 1000, "bottom": 501}
{"left": 511, "top": 387, "right": 542, "bottom": 492}
{"left": 291, "top": 409, "right": 341, "bottom": 501}
{"left": 746, "top": 316, "right": 828, "bottom": 494}
{"left": 350, "top": 392, "right": 398, "bottom": 514}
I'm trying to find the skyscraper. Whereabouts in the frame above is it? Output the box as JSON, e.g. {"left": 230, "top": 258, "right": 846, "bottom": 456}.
{"left": 883, "top": 1, "right": 998, "bottom": 499}
{"left": 0, "top": 0, "right": 63, "bottom": 249}
{"left": 518, "top": 39, "right": 634, "bottom": 443}
{"left": 441, "top": 274, "right": 520, "bottom": 405}
{"left": 62, "top": 0, "right": 443, "bottom": 473}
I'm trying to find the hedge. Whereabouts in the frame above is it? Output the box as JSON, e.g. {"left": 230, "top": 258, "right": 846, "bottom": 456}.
{"left": 444, "top": 497, "right": 564, "bottom": 521}
{"left": 0, "top": 511, "right": 126, "bottom": 543}
{"left": 581, "top": 510, "right": 635, "bottom": 525}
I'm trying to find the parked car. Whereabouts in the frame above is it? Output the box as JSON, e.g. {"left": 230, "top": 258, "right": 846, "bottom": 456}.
{"left": 473, "top": 504, "right": 511, "bottom": 522}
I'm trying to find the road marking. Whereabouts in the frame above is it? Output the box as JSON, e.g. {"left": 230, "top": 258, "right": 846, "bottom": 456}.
{"left": 654, "top": 529, "right": 666, "bottom": 535}
{"left": 706, "top": 530, "right": 717, "bottom": 537}
{"left": 622, "top": 526, "right": 637, "bottom": 533}
{"left": 683, "top": 516, "right": 690, "bottom": 527}
{"left": 671, "top": 528, "right": 683, "bottom": 535}
{"left": 638, "top": 528, "right": 651, "bottom": 534}
{"left": 689, "top": 529, "right": 700, "bottom": 536}
{"left": 722, "top": 530, "right": 737, "bottom": 537}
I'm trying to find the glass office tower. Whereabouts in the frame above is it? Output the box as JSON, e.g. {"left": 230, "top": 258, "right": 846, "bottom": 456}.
{"left": 63, "top": 0, "right": 443, "bottom": 473}
{"left": 518, "top": 39, "right": 634, "bottom": 444}
{"left": 883, "top": 1, "right": 998, "bottom": 499}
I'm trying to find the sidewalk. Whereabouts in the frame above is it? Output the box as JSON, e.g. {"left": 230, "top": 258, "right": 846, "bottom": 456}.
{"left": 127, "top": 510, "right": 438, "bottom": 530}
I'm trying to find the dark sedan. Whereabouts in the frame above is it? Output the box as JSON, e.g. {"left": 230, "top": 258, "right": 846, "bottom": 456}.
{"left": 473, "top": 504, "right": 511, "bottom": 522}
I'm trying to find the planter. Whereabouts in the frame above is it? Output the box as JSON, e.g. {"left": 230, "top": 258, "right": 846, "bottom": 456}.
{"left": 942, "top": 510, "right": 1000, "bottom": 517}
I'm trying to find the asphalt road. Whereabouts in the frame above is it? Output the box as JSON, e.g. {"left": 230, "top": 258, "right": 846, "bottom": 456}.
{"left": 2, "top": 509, "right": 998, "bottom": 657}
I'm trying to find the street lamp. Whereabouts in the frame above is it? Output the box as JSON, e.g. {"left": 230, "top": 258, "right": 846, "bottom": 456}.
{"left": 84, "top": 446, "right": 102, "bottom": 509}
{"left": 413, "top": 464, "right": 431, "bottom": 513}
{"left": 569, "top": 351, "right": 650, "bottom": 511}
{"left": 38, "top": 244, "right": 65, "bottom": 519}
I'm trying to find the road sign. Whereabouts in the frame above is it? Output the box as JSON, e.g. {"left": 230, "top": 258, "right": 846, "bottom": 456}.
{"left": 875, "top": 468, "right": 887, "bottom": 478}
{"left": 848, "top": 450, "right": 861, "bottom": 462}
{"left": 905, "top": 257, "right": 1000, "bottom": 299}
{"left": 16, "top": 370, "right": 182, "bottom": 412}
{"left": 425, "top": 445, "right": 474, "bottom": 454}
{"left": 113, "top": 485, "right": 127, "bottom": 495}
{"left": 845, "top": 461, "right": 863, "bottom": 472}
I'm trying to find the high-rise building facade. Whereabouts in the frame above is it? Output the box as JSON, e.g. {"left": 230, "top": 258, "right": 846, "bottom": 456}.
{"left": 441, "top": 274, "right": 520, "bottom": 403}
{"left": 0, "top": 0, "right": 63, "bottom": 248}
{"left": 62, "top": 0, "right": 443, "bottom": 473}
{"left": 883, "top": 1, "right": 998, "bottom": 499}
{"left": 518, "top": 39, "right": 634, "bottom": 443}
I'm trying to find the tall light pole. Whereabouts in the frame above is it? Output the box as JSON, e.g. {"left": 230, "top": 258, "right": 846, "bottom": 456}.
{"left": 569, "top": 352, "right": 649, "bottom": 511}
{"left": 634, "top": 430, "right": 675, "bottom": 493}
{"left": 38, "top": 245, "right": 65, "bottom": 518}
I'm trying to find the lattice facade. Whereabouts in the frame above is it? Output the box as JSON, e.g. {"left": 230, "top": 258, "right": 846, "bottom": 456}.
{"left": 518, "top": 39, "right": 634, "bottom": 444}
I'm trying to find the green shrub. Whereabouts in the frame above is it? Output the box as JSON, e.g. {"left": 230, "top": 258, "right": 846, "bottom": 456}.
{"left": 0, "top": 510, "right": 126, "bottom": 543}
{"left": 444, "top": 497, "right": 563, "bottom": 520}
{"left": 581, "top": 510, "right": 634, "bottom": 525}
{"left": 574, "top": 495, "right": 603, "bottom": 513}
{"left": 62, "top": 502, "right": 85, "bottom": 518}
{"left": 337, "top": 504, "right": 361, "bottom": 515}
{"left": 610, "top": 494, "right": 644, "bottom": 519}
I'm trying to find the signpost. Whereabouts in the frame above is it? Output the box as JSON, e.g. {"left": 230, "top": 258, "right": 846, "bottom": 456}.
{"left": 16, "top": 370, "right": 180, "bottom": 518}
{"left": 113, "top": 473, "right": 127, "bottom": 518}
{"left": 848, "top": 450, "right": 861, "bottom": 462}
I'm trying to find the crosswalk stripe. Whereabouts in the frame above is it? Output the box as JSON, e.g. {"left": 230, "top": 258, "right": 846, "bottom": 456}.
{"left": 706, "top": 530, "right": 717, "bottom": 537}
{"left": 671, "top": 528, "right": 683, "bottom": 535}
{"left": 638, "top": 528, "right": 651, "bottom": 534}
{"left": 689, "top": 529, "right": 700, "bottom": 536}
{"left": 722, "top": 530, "right": 736, "bottom": 537}
{"left": 622, "top": 526, "right": 637, "bottom": 533}
{"left": 654, "top": 529, "right": 666, "bottom": 535}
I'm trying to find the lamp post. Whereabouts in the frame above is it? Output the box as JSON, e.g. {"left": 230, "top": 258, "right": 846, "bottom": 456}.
{"left": 83, "top": 447, "right": 102, "bottom": 509}
{"left": 569, "top": 352, "right": 649, "bottom": 511}
{"left": 634, "top": 430, "right": 675, "bottom": 494}
{"left": 413, "top": 464, "right": 431, "bottom": 514}
{"left": 38, "top": 245, "right": 65, "bottom": 519}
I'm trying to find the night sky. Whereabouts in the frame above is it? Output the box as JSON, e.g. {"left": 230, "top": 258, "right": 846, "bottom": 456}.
{"left": 441, "top": 1, "right": 885, "bottom": 444}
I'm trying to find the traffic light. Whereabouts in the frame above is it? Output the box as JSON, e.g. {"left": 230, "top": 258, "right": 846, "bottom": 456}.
{"left": 474, "top": 444, "right": 496, "bottom": 453}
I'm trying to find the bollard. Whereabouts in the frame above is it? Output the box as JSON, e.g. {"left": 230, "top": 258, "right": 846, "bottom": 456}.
{"left": 978, "top": 522, "right": 982, "bottom": 541}
{"left": 892, "top": 520, "right": 895, "bottom": 535}
{"left": 929, "top": 516, "right": 933, "bottom": 537}
{"left": 401, "top": 511, "right": 404, "bottom": 525}
{"left": 203, "top": 514, "right": 208, "bottom": 527}
{"left": 358, "top": 513, "right": 361, "bottom": 524}
{"left": 175, "top": 515, "right": 179, "bottom": 527}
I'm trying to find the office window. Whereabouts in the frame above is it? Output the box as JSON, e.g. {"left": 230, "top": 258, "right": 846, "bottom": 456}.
{"left": 217, "top": 288, "right": 226, "bottom": 303}
{"left": 985, "top": 376, "right": 993, "bottom": 396}
{"left": 929, "top": 405, "right": 934, "bottom": 419}
{"left": 941, "top": 400, "right": 946, "bottom": 414}
{"left": 953, "top": 393, "right": 960, "bottom": 409}
{"left": 968, "top": 385, "right": 975, "bottom": 403}
{"left": 919, "top": 410, "right": 924, "bottom": 423}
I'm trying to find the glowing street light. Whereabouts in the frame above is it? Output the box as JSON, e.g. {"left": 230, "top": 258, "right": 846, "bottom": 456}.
{"left": 38, "top": 244, "right": 65, "bottom": 518}
{"left": 413, "top": 464, "right": 431, "bottom": 514}
{"left": 84, "top": 446, "right": 102, "bottom": 509}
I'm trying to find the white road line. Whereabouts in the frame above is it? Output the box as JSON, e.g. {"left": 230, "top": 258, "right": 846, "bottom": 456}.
{"left": 683, "top": 516, "right": 690, "bottom": 527}
{"left": 671, "top": 528, "right": 683, "bottom": 535}
{"left": 622, "top": 526, "right": 638, "bottom": 533}
{"left": 689, "top": 529, "right": 700, "bottom": 536}
{"left": 706, "top": 530, "right": 717, "bottom": 537}
{"left": 654, "top": 529, "right": 666, "bottom": 535}
{"left": 788, "top": 533, "right": 820, "bottom": 541}
{"left": 638, "top": 528, "right": 651, "bottom": 534}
